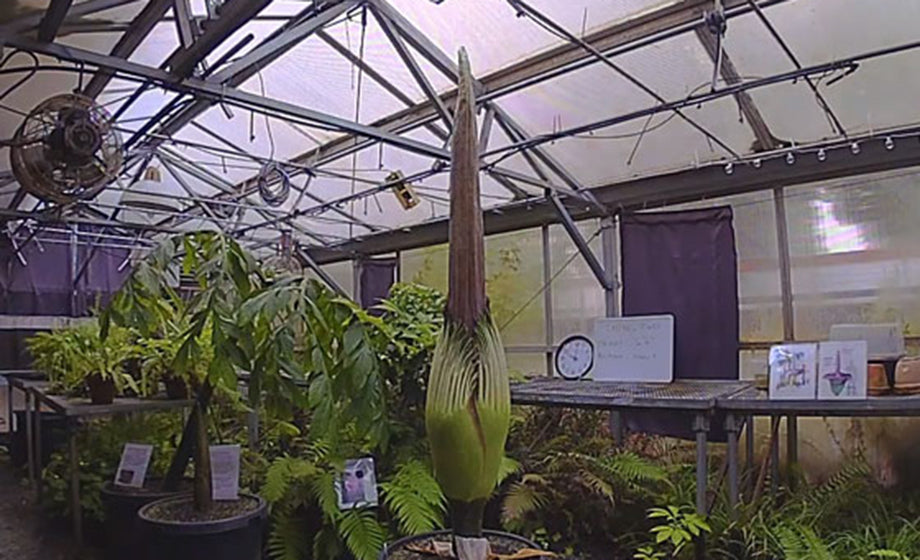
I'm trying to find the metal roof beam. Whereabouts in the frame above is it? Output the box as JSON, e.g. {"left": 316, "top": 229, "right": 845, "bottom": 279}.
{"left": 37, "top": 0, "right": 75, "bottom": 42}
{"left": 0, "top": 0, "right": 138, "bottom": 35}
{"left": 306, "top": 129, "right": 920, "bottom": 263}
{"left": 269, "top": 0, "right": 789, "bottom": 179}
{"left": 1, "top": 35, "right": 450, "bottom": 160}
{"left": 82, "top": 0, "right": 173, "bottom": 98}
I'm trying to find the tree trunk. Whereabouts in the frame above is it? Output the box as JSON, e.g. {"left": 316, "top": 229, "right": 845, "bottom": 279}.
{"left": 161, "top": 381, "right": 213, "bottom": 491}
{"left": 193, "top": 399, "right": 213, "bottom": 512}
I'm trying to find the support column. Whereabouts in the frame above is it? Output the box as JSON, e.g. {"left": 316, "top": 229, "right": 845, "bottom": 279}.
{"left": 69, "top": 422, "right": 83, "bottom": 546}
{"left": 770, "top": 415, "right": 780, "bottom": 498}
{"left": 725, "top": 413, "right": 740, "bottom": 516}
{"left": 774, "top": 187, "right": 795, "bottom": 340}
{"left": 786, "top": 414, "right": 798, "bottom": 489}
{"left": 693, "top": 414, "right": 710, "bottom": 515}
{"left": 601, "top": 215, "right": 619, "bottom": 317}
{"left": 745, "top": 415, "right": 755, "bottom": 497}
{"left": 541, "top": 225, "right": 554, "bottom": 377}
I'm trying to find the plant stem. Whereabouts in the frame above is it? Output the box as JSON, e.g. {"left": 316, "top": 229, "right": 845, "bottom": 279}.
{"left": 161, "top": 381, "right": 213, "bottom": 491}
{"left": 193, "top": 399, "right": 213, "bottom": 512}
{"left": 450, "top": 498, "right": 486, "bottom": 538}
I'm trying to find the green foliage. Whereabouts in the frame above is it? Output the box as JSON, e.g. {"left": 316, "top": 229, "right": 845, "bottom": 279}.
{"left": 379, "top": 459, "right": 446, "bottom": 535}
{"left": 644, "top": 505, "right": 710, "bottom": 559}
{"left": 28, "top": 320, "right": 141, "bottom": 396}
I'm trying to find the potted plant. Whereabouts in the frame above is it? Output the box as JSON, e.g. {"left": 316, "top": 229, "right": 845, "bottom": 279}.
{"left": 137, "top": 326, "right": 207, "bottom": 400}
{"left": 102, "top": 232, "right": 364, "bottom": 559}
{"left": 380, "top": 50, "right": 542, "bottom": 560}
{"left": 29, "top": 321, "right": 140, "bottom": 404}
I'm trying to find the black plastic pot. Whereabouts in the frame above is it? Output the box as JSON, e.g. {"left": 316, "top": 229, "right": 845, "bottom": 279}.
{"left": 101, "top": 481, "right": 188, "bottom": 560}
{"left": 379, "top": 529, "right": 543, "bottom": 560}
{"left": 138, "top": 493, "right": 267, "bottom": 560}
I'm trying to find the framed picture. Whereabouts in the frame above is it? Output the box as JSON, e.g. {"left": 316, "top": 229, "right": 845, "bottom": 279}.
{"left": 768, "top": 343, "right": 817, "bottom": 400}
{"left": 336, "top": 457, "right": 378, "bottom": 510}
{"left": 817, "top": 340, "right": 868, "bottom": 400}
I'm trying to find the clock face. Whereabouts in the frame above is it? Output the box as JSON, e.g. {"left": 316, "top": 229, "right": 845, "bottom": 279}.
{"left": 555, "top": 335, "right": 594, "bottom": 379}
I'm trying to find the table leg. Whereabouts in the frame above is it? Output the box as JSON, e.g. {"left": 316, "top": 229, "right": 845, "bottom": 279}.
{"left": 770, "top": 415, "right": 780, "bottom": 498}
{"left": 725, "top": 414, "right": 740, "bottom": 517}
{"left": 609, "top": 412, "right": 624, "bottom": 447}
{"left": 69, "top": 422, "right": 83, "bottom": 547}
{"left": 693, "top": 414, "right": 710, "bottom": 515}
{"left": 693, "top": 414, "right": 710, "bottom": 560}
{"left": 25, "top": 391, "right": 34, "bottom": 486}
{"left": 786, "top": 414, "right": 798, "bottom": 489}
{"left": 34, "top": 397, "right": 42, "bottom": 501}
{"left": 745, "top": 415, "right": 755, "bottom": 497}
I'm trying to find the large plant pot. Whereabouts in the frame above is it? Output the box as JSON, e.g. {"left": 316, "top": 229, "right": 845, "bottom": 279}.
{"left": 101, "top": 480, "right": 189, "bottom": 560}
{"left": 86, "top": 374, "right": 116, "bottom": 405}
{"left": 163, "top": 375, "right": 190, "bottom": 400}
{"left": 138, "top": 493, "right": 267, "bottom": 560}
{"left": 380, "top": 529, "right": 545, "bottom": 560}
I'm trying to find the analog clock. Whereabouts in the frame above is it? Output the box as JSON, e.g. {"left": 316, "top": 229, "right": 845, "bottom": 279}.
{"left": 555, "top": 335, "right": 594, "bottom": 380}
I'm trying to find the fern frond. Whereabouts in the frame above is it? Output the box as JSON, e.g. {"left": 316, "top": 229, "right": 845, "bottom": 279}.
{"left": 338, "top": 509, "right": 388, "bottom": 560}
{"left": 501, "top": 478, "right": 547, "bottom": 525}
{"left": 578, "top": 468, "right": 615, "bottom": 503}
{"left": 380, "top": 460, "right": 446, "bottom": 536}
{"left": 497, "top": 455, "right": 521, "bottom": 484}
{"left": 267, "top": 511, "right": 311, "bottom": 560}
{"left": 312, "top": 471, "right": 341, "bottom": 522}
{"left": 263, "top": 456, "right": 318, "bottom": 503}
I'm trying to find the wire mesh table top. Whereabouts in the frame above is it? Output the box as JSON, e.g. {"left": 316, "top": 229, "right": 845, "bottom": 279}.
{"left": 511, "top": 378, "right": 752, "bottom": 411}
{"left": 718, "top": 386, "right": 920, "bottom": 416}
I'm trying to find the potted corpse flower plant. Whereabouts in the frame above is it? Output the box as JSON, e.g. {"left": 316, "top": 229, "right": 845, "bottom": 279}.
{"left": 380, "top": 49, "right": 546, "bottom": 560}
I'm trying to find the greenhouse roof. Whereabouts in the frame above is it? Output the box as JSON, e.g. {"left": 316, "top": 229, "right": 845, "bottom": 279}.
{"left": 1, "top": 0, "right": 920, "bottom": 264}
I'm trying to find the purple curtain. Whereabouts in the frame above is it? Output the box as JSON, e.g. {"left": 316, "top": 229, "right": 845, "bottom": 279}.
{"left": 620, "top": 206, "right": 739, "bottom": 440}
{"left": 359, "top": 258, "right": 397, "bottom": 313}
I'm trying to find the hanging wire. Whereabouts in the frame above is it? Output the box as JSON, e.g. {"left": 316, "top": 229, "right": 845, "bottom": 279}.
{"left": 499, "top": 226, "right": 604, "bottom": 332}
{"left": 349, "top": 6, "right": 368, "bottom": 237}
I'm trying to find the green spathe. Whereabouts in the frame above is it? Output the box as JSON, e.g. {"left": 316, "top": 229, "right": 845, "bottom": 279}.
{"left": 426, "top": 317, "right": 511, "bottom": 503}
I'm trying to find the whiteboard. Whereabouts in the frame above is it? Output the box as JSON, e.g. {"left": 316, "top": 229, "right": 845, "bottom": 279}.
{"left": 591, "top": 315, "right": 675, "bottom": 383}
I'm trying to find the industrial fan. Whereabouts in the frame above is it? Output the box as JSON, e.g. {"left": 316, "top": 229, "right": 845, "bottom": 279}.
{"left": 9, "top": 93, "right": 123, "bottom": 204}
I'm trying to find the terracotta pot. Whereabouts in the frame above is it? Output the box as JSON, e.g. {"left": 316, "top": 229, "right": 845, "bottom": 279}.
{"left": 163, "top": 375, "right": 190, "bottom": 400}
{"left": 868, "top": 363, "right": 889, "bottom": 396}
{"left": 894, "top": 357, "right": 920, "bottom": 395}
{"left": 87, "top": 373, "right": 116, "bottom": 405}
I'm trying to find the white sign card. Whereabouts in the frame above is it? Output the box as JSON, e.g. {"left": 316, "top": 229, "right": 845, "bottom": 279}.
{"left": 210, "top": 444, "right": 241, "bottom": 501}
{"left": 336, "top": 457, "right": 378, "bottom": 511}
{"left": 768, "top": 343, "right": 817, "bottom": 400}
{"left": 591, "top": 315, "right": 674, "bottom": 383}
{"left": 114, "top": 443, "right": 153, "bottom": 488}
{"left": 817, "top": 340, "right": 868, "bottom": 400}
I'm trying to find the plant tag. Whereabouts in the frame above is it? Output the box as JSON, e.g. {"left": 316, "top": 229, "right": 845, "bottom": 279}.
{"left": 335, "top": 457, "right": 378, "bottom": 510}
{"left": 114, "top": 443, "right": 153, "bottom": 488}
{"left": 210, "top": 444, "right": 241, "bottom": 501}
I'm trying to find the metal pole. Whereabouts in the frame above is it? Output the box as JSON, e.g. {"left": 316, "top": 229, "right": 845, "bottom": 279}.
{"left": 786, "top": 414, "right": 798, "bottom": 488}
{"left": 601, "top": 216, "right": 619, "bottom": 317}
{"left": 25, "top": 391, "right": 34, "bottom": 486}
{"left": 69, "top": 422, "right": 83, "bottom": 546}
{"left": 694, "top": 413, "right": 710, "bottom": 515}
{"left": 745, "top": 415, "right": 755, "bottom": 497}
{"left": 774, "top": 187, "right": 794, "bottom": 340}
{"left": 770, "top": 415, "right": 780, "bottom": 498}
{"left": 34, "top": 398, "right": 42, "bottom": 501}
{"left": 542, "top": 225, "right": 554, "bottom": 377}
{"left": 725, "top": 414, "right": 740, "bottom": 516}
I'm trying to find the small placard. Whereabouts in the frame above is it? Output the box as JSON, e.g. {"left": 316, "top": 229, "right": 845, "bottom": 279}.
{"left": 210, "top": 444, "right": 241, "bottom": 501}
{"left": 591, "top": 315, "right": 674, "bottom": 383}
{"left": 817, "top": 340, "right": 868, "bottom": 400}
{"left": 114, "top": 443, "right": 153, "bottom": 488}
{"left": 768, "top": 343, "right": 817, "bottom": 400}
{"left": 336, "top": 457, "right": 378, "bottom": 511}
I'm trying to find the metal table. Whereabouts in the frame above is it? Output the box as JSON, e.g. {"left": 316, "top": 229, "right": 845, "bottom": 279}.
{"left": 12, "top": 378, "right": 192, "bottom": 545}
{"left": 511, "top": 378, "right": 751, "bottom": 515}
{"left": 718, "top": 387, "right": 920, "bottom": 515}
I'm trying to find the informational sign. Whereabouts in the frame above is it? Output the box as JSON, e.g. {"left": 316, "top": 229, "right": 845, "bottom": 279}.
{"left": 591, "top": 315, "right": 674, "bottom": 383}
{"left": 817, "top": 340, "right": 868, "bottom": 400}
{"left": 336, "top": 457, "right": 378, "bottom": 511}
{"left": 114, "top": 443, "right": 153, "bottom": 488}
{"left": 768, "top": 343, "right": 817, "bottom": 400}
{"left": 210, "top": 444, "right": 241, "bottom": 501}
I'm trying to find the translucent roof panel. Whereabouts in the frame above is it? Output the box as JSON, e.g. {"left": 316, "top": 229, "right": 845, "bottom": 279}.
{"left": 723, "top": 0, "right": 920, "bottom": 142}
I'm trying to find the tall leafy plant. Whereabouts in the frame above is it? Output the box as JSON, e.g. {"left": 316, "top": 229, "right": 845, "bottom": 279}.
{"left": 425, "top": 49, "right": 511, "bottom": 560}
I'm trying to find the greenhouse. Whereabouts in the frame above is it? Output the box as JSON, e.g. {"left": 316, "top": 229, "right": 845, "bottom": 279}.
{"left": 1, "top": 0, "right": 920, "bottom": 558}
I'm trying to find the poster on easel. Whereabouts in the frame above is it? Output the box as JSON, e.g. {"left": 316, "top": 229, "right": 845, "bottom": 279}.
{"left": 817, "top": 340, "right": 868, "bottom": 400}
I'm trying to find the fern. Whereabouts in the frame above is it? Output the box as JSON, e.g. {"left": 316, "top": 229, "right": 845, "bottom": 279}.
{"left": 379, "top": 460, "right": 446, "bottom": 535}
{"left": 498, "top": 455, "right": 522, "bottom": 484}
{"left": 501, "top": 474, "right": 548, "bottom": 526}
{"left": 775, "top": 524, "right": 836, "bottom": 560}
{"left": 263, "top": 456, "right": 318, "bottom": 503}
{"left": 339, "top": 509, "right": 388, "bottom": 560}
{"left": 268, "top": 511, "right": 311, "bottom": 560}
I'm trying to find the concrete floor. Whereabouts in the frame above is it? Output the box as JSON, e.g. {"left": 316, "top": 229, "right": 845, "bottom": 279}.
{"left": 0, "top": 453, "right": 95, "bottom": 560}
